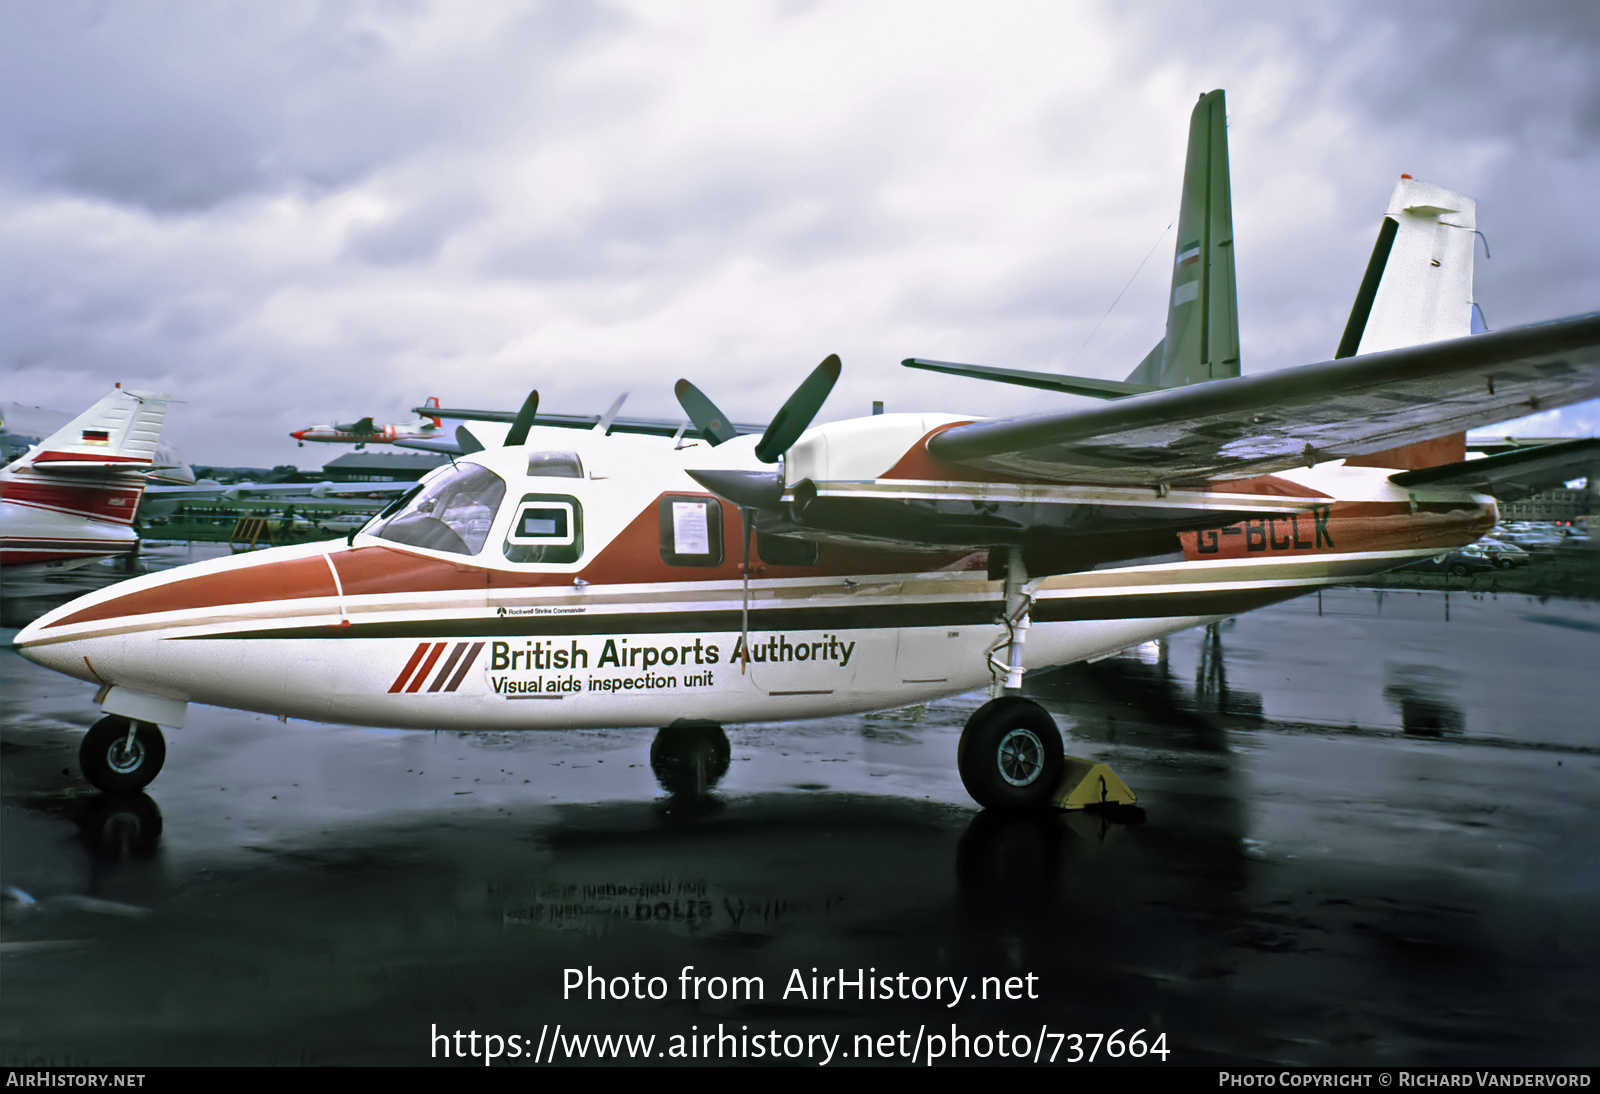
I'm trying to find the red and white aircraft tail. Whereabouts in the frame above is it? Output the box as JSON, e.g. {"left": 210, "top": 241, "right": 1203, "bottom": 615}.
{"left": 1, "top": 387, "right": 171, "bottom": 568}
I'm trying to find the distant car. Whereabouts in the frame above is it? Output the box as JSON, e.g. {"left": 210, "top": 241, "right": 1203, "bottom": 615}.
{"left": 1496, "top": 531, "right": 1566, "bottom": 551}
{"left": 1400, "top": 546, "right": 1499, "bottom": 577}
{"left": 1475, "top": 540, "right": 1532, "bottom": 568}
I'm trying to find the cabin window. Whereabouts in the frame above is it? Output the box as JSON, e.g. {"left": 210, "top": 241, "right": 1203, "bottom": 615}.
{"left": 526, "top": 451, "right": 583, "bottom": 478}
{"left": 757, "top": 531, "right": 819, "bottom": 566}
{"left": 658, "top": 495, "right": 724, "bottom": 566}
{"left": 503, "top": 494, "right": 583, "bottom": 564}
{"left": 368, "top": 464, "right": 505, "bottom": 556}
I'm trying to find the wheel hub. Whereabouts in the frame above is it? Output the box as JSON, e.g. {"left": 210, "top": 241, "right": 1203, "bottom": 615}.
{"left": 107, "top": 738, "right": 145, "bottom": 774}
{"left": 996, "top": 727, "right": 1044, "bottom": 786}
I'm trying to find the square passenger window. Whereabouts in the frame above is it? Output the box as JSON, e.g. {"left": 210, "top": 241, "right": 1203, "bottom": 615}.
{"left": 658, "top": 495, "right": 724, "bottom": 566}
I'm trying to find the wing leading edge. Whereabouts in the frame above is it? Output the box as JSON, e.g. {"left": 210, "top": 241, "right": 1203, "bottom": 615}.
{"left": 927, "top": 313, "right": 1600, "bottom": 486}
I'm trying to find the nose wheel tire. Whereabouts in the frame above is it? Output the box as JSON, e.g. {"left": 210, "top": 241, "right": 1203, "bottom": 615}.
{"left": 957, "top": 697, "right": 1064, "bottom": 811}
{"left": 80, "top": 716, "right": 166, "bottom": 793}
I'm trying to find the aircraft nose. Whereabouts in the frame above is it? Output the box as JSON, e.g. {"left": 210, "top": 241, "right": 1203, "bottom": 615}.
{"left": 290, "top": 429, "right": 306, "bottom": 440}
{"left": 12, "top": 615, "right": 103, "bottom": 684}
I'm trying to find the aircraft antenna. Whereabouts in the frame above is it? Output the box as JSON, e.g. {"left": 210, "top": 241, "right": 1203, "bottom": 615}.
{"left": 1062, "top": 220, "right": 1173, "bottom": 375}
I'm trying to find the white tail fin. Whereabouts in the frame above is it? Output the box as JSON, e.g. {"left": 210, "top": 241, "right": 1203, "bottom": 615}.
{"left": 1, "top": 389, "right": 171, "bottom": 553}
{"left": 1339, "top": 179, "right": 1476, "bottom": 471}
{"left": 1336, "top": 177, "right": 1477, "bottom": 358}
{"left": 10, "top": 388, "right": 171, "bottom": 472}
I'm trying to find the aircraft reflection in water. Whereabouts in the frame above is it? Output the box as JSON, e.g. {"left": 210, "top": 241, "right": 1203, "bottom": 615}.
{"left": 1383, "top": 663, "right": 1467, "bottom": 738}
{"left": 12, "top": 90, "right": 1600, "bottom": 811}
{"left": 8, "top": 580, "right": 1593, "bottom": 1066}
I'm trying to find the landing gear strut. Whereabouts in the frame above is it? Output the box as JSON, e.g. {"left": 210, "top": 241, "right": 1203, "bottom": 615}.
{"left": 957, "top": 697, "right": 1064, "bottom": 811}
{"left": 79, "top": 715, "right": 166, "bottom": 793}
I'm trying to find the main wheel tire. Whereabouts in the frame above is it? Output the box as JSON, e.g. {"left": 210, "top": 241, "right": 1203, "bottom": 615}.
{"left": 957, "top": 697, "right": 1064, "bottom": 811}
{"left": 79, "top": 716, "right": 166, "bottom": 793}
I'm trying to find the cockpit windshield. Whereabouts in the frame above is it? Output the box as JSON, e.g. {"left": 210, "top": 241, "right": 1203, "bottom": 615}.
{"left": 367, "top": 464, "right": 506, "bottom": 556}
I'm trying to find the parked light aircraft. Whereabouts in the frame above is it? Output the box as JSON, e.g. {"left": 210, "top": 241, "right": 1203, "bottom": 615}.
{"left": 1, "top": 387, "right": 171, "bottom": 569}
{"left": 15, "top": 92, "right": 1600, "bottom": 809}
{"left": 291, "top": 397, "right": 444, "bottom": 448}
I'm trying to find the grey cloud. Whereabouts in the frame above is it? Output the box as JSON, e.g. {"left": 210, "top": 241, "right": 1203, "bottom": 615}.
{"left": 0, "top": 0, "right": 618, "bottom": 213}
{"left": 486, "top": 151, "right": 902, "bottom": 285}
{"left": 1109, "top": 0, "right": 1600, "bottom": 144}
{"left": 345, "top": 190, "right": 488, "bottom": 265}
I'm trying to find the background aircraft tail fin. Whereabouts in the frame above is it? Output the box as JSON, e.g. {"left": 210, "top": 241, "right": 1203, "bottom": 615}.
{"left": 1145, "top": 88, "right": 1240, "bottom": 389}
{"left": 1336, "top": 176, "right": 1477, "bottom": 359}
{"left": 1338, "top": 176, "right": 1478, "bottom": 469}
{"left": 903, "top": 90, "right": 1239, "bottom": 400}
{"left": 4, "top": 387, "right": 170, "bottom": 474}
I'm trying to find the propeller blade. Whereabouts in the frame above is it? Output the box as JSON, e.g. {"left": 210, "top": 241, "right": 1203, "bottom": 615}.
{"left": 674, "top": 379, "right": 739, "bottom": 446}
{"left": 455, "top": 425, "right": 486, "bottom": 454}
{"left": 594, "top": 392, "right": 629, "bottom": 435}
{"left": 754, "top": 354, "right": 840, "bottom": 464}
{"left": 503, "top": 390, "right": 540, "bottom": 447}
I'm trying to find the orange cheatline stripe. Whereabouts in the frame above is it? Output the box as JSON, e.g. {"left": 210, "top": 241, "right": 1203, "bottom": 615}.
{"left": 388, "top": 641, "right": 432, "bottom": 692}
{"left": 406, "top": 643, "right": 448, "bottom": 693}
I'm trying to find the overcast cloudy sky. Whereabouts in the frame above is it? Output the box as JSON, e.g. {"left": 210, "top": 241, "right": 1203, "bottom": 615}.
{"left": 2, "top": 0, "right": 1596, "bottom": 467}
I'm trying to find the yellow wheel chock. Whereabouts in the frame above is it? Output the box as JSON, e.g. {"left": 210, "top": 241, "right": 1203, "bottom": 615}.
{"left": 1052, "top": 755, "right": 1137, "bottom": 811}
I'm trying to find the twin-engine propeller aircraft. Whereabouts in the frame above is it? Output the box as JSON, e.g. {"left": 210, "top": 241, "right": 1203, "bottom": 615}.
{"left": 291, "top": 397, "right": 445, "bottom": 448}
{"left": 14, "top": 92, "right": 1600, "bottom": 810}
{"left": 1, "top": 386, "right": 172, "bottom": 570}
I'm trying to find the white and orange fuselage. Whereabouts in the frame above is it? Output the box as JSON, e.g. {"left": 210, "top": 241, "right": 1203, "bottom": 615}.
{"left": 15, "top": 420, "right": 1493, "bottom": 732}
{"left": 0, "top": 466, "right": 149, "bottom": 567}
{"left": 290, "top": 400, "right": 445, "bottom": 447}
{"left": 289, "top": 422, "right": 443, "bottom": 446}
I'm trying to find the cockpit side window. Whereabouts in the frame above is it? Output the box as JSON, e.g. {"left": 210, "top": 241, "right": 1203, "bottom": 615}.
{"left": 503, "top": 494, "right": 583, "bottom": 564}
{"left": 368, "top": 464, "right": 506, "bottom": 556}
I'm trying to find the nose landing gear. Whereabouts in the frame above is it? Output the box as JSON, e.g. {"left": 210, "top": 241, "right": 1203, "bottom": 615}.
{"left": 79, "top": 715, "right": 166, "bottom": 793}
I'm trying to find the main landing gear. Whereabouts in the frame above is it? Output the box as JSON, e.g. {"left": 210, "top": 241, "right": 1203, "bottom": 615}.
{"left": 958, "top": 697, "right": 1064, "bottom": 811}
{"left": 964, "top": 549, "right": 1140, "bottom": 813}
{"left": 958, "top": 697, "right": 1142, "bottom": 814}
{"left": 79, "top": 715, "right": 166, "bottom": 793}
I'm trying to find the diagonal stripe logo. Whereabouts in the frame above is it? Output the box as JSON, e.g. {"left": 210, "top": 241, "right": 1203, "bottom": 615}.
{"left": 389, "top": 641, "right": 484, "bottom": 694}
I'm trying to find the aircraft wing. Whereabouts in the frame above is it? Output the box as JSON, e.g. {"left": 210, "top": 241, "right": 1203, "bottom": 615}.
{"left": 418, "top": 405, "right": 767, "bottom": 440}
{"left": 928, "top": 313, "right": 1600, "bottom": 486}
{"left": 390, "top": 437, "right": 465, "bottom": 456}
{"left": 145, "top": 480, "right": 414, "bottom": 502}
{"left": 1388, "top": 436, "right": 1600, "bottom": 502}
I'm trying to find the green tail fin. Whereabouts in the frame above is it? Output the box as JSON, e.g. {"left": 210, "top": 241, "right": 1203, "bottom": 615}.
{"left": 1139, "top": 88, "right": 1240, "bottom": 388}
{"left": 902, "top": 89, "right": 1240, "bottom": 400}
